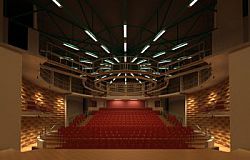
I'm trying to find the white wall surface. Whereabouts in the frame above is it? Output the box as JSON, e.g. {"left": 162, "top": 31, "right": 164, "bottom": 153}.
{"left": 0, "top": 45, "right": 22, "bottom": 150}
{"left": 229, "top": 45, "right": 250, "bottom": 150}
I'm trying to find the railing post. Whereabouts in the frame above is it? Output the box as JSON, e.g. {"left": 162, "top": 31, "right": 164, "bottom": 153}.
{"left": 180, "top": 76, "right": 183, "bottom": 92}
{"left": 198, "top": 71, "right": 200, "bottom": 86}
{"left": 69, "top": 77, "right": 72, "bottom": 92}
{"left": 51, "top": 71, "right": 54, "bottom": 85}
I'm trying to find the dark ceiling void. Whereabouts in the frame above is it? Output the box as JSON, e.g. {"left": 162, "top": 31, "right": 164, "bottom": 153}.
{"left": 7, "top": 0, "right": 216, "bottom": 58}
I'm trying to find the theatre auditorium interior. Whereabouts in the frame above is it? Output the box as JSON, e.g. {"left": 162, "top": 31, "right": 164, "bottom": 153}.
{"left": 1, "top": 0, "right": 250, "bottom": 159}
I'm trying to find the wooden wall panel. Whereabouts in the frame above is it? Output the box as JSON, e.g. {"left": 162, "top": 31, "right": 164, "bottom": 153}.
{"left": 21, "top": 79, "right": 65, "bottom": 149}
{"left": 187, "top": 79, "right": 230, "bottom": 148}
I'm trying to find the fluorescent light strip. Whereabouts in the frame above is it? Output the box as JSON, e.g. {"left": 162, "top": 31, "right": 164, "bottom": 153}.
{"left": 125, "top": 81, "right": 127, "bottom": 85}
{"left": 158, "top": 59, "right": 171, "bottom": 64}
{"left": 84, "top": 30, "right": 98, "bottom": 42}
{"left": 63, "top": 56, "right": 74, "bottom": 61}
{"left": 80, "top": 59, "right": 92, "bottom": 64}
{"left": 153, "top": 72, "right": 160, "bottom": 75}
{"left": 131, "top": 57, "right": 137, "bottom": 63}
{"left": 172, "top": 42, "right": 188, "bottom": 51}
{"left": 153, "top": 51, "right": 166, "bottom": 58}
{"left": 113, "top": 57, "right": 120, "bottom": 63}
{"left": 140, "top": 67, "right": 151, "bottom": 70}
{"left": 71, "top": 66, "right": 78, "bottom": 70}
{"left": 101, "top": 45, "right": 110, "bottom": 53}
{"left": 124, "top": 56, "right": 127, "bottom": 63}
{"left": 153, "top": 30, "right": 166, "bottom": 42}
{"left": 113, "top": 78, "right": 116, "bottom": 81}
{"left": 136, "top": 78, "right": 139, "bottom": 81}
{"left": 153, "top": 78, "right": 157, "bottom": 81}
{"left": 110, "top": 81, "right": 113, "bottom": 84}
{"left": 63, "top": 43, "right": 79, "bottom": 51}
{"left": 52, "top": 0, "right": 63, "bottom": 8}
{"left": 130, "top": 73, "right": 134, "bottom": 77}
{"left": 84, "top": 67, "right": 93, "bottom": 70}
{"left": 159, "top": 67, "right": 169, "bottom": 70}
{"left": 85, "top": 51, "right": 98, "bottom": 58}
{"left": 101, "top": 75, "right": 107, "bottom": 79}
{"left": 141, "top": 45, "right": 150, "bottom": 53}
{"left": 177, "top": 56, "right": 192, "bottom": 61}
{"left": 117, "top": 73, "right": 121, "bottom": 77}
{"left": 91, "top": 72, "right": 99, "bottom": 75}
{"left": 125, "top": 73, "right": 127, "bottom": 76}
{"left": 124, "top": 42, "right": 127, "bottom": 52}
{"left": 145, "top": 75, "right": 150, "bottom": 79}
{"left": 138, "top": 81, "right": 142, "bottom": 84}
{"left": 125, "top": 78, "right": 127, "bottom": 82}
{"left": 142, "top": 63, "right": 151, "bottom": 66}
{"left": 104, "top": 59, "right": 114, "bottom": 65}
{"left": 189, "top": 0, "right": 199, "bottom": 7}
{"left": 123, "top": 24, "right": 127, "bottom": 38}
{"left": 137, "top": 59, "right": 147, "bottom": 64}
{"left": 100, "top": 67, "right": 111, "bottom": 70}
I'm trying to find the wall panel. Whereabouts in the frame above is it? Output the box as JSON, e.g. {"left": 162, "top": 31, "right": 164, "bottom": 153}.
{"left": 21, "top": 79, "right": 65, "bottom": 149}
{"left": 186, "top": 79, "right": 230, "bottom": 148}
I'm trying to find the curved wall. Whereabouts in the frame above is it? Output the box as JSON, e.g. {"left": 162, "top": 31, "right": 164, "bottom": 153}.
{"left": 186, "top": 79, "right": 230, "bottom": 149}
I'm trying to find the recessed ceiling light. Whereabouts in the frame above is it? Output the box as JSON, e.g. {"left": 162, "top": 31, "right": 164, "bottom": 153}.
{"left": 124, "top": 56, "right": 127, "bottom": 62}
{"left": 188, "top": 0, "right": 199, "bottom": 7}
{"left": 141, "top": 45, "right": 150, "bottom": 53}
{"left": 104, "top": 59, "right": 114, "bottom": 65}
{"left": 84, "top": 30, "right": 98, "bottom": 42}
{"left": 80, "top": 59, "right": 92, "bottom": 64}
{"left": 172, "top": 42, "right": 188, "bottom": 50}
{"left": 131, "top": 57, "right": 138, "bottom": 63}
{"left": 124, "top": 42, "right": 127, "bottom": 52}
{"left": 113, "top": 57, "right": 120, "bottom": 63}
{"left": 84, "top": 67, "right": 93, "bottom": 70}
{"left": 159, "top": 67, "right": 169, "bottom": 70}
{"left": 158, "top": 59, "right": 172, "bottom": 64}
{"left": 63, "top": 43, "right": 79, "bottom": 51}
{"left": 101, "top": 45, "right": 110, "bottom": 53}
{"left": 85, "top": 51, "right": 98, "bottom": 58}
{"left": 52, "top": 0, "right": 63, "bottom": 8}
{"left": 71, "top": 66, "right": 78, "bottom": 70}
{"left": 123, "top": 24, "right": 127, "bottom": 38}
{"left": 137, "top": 59, "right": 147, "bottom": 64}
{"left": 100, "top": 67, "right": 111, "bottom": 70}
{"left": 145, "top": 75, "right": 150, "bottom": 79}
{"left": 153, "top": 30, "right": 166, "bottom": 42}
{"left": 153, "top": 51, "right": 166, "bottom": 58}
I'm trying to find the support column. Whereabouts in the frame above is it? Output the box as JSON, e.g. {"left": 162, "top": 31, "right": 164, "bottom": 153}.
{"left": 0, "top": 0, "right": 4, "bottom": 42}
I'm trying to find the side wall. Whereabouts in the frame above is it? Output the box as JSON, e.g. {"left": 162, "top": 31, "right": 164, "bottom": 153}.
{"left": 168, "top": 96, "right": 185, "bottom": 124}
{"left": 229, "top": 46, "right": 250, "bottom": 150}
{"left": 66, "top": 96, "right": 83, "bottom": 126}
{"left": 21, "top": 79, "right": 65, "bottom": 149}
{"left": 186, "top": 79, "right": 230, "bottom": 148}
{"left": 145, "top": 99, "right": 164, "bottom": 112}
{"left": 0, "top": 46, "right": 22, "bottom": 150}
{"left": 212, "top": 0, "right": 243, "bottom": 53}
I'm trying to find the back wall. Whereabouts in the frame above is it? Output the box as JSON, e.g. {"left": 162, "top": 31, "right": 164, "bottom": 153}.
{"left": 107, "top": 100, "right": 145, "bottom": 108}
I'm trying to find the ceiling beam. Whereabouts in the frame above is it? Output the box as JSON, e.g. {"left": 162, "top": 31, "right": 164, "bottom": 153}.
{"left": 84, "top": 0, "right": 120, "bottom": 47}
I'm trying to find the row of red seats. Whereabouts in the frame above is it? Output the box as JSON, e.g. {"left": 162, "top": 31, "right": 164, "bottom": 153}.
{"left": 58, "top": 108, "right": 194, "bottom": 149}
